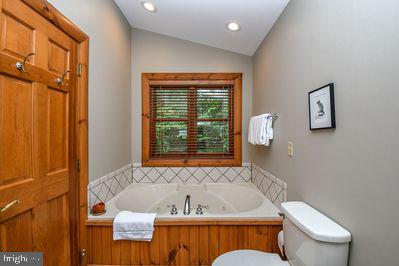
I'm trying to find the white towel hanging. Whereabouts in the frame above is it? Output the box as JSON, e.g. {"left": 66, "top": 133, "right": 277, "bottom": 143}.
{"left": 248, "top": 114, "right": 274, "bottom": 146}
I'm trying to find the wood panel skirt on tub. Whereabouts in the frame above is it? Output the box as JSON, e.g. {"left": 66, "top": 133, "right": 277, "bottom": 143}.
{"left": 86, "top": 219, "right": 283, "bottom": 266}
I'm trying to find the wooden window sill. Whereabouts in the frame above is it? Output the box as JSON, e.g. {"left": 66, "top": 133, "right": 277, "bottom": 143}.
{"left": 142, "top": 158, "right": 242, "bottom": 167}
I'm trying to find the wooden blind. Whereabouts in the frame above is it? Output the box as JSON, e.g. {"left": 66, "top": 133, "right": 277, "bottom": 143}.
{"left": 149, "top": 85, "right": 235, "bottom": 159}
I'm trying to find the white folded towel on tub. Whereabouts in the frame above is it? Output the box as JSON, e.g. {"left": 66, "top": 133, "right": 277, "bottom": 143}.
{"left": 113, "top": 211, "right": 157, "bottom": 241}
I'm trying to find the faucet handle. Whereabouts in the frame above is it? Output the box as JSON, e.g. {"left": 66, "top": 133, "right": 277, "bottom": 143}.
{"left": 167, "top": 204, "right": 178, "bottom": 215}
{"left": 196, "top": 204, "right": 209, "bottom": 215}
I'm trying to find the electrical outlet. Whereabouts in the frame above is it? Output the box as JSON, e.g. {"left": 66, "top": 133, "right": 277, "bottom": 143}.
{"left": 288, "top": 142, "right": 294, "bottom": 157}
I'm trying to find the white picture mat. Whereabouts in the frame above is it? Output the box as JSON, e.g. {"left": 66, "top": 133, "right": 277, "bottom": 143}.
{"left": 309, "top": 86, "right": 332, "bottom": 128}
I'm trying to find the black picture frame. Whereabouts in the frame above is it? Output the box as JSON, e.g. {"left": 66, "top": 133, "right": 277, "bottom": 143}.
{"left": 308, "top": 83, "right": 336, "bottom": 130}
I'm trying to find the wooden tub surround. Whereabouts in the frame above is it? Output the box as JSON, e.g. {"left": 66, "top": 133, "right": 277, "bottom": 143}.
{"left": 86, "top": 218, "right": 283, "bottom": 266}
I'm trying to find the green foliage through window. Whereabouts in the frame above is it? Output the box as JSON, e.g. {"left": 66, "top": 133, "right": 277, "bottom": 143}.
{"left": 150, "top": 86, "right": 234, "bottom": 158}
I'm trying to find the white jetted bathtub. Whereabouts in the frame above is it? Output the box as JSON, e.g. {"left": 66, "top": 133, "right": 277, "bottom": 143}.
{"left": 90, "top": 182, "right": 281, "bottom": 220}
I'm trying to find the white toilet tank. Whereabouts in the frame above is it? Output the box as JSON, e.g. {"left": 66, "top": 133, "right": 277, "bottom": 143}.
{"left": 281, "top": 202, "right": 351, "bottom": 266}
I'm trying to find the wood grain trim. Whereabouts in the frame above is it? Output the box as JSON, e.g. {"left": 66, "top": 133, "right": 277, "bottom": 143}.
{"left": 141, "top": 74, "right": 151, "bottom": 165}
{"left": 149, "top": 80, "right": 235, "bottom": 86}
{"left": 67, "top": 41, "right": 79, "bottom": 266}
{"left": 142, "top": 158, "right": 242, "bottom": 167}
{"left": 233, "top": 74, "right": 243, "bottom": 165}
{"left": 86, "top": 218, "right": 283, "bottom": 227}
{"left": 142, "top": 73, "right": 243, "bottom": 167}
{"left": 0, "top": 53, "right": 70, "bottom": 91}
{"left": 142, "top": 73, "right": 242, "bottom": 81}
{"left": 86, "top": 224, "right": 284, "bottom": 265}
{"left": 21, "top": 0, "right": 88, "bottom": 42}
{"left": 0, "top": 0, "right": 3, "bottom": 25}
{"left": 77, "top": 38, "right": 89, "bottom": 266}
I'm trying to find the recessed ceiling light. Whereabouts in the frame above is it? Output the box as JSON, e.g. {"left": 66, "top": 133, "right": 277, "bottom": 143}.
{"left": 141, "top": 1, "right": 157, "bottom": 13}
{"left": 227, "top": 22, "right": 241, "bottom": 32}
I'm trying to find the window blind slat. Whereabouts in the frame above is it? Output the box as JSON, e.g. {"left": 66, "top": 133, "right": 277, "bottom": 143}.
{"left": 150, "top": 85, "right": 234, "bottom": 159}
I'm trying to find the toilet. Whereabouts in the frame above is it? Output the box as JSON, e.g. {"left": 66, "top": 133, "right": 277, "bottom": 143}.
{"left": 213, "top": 201, "right": 351, "bottom": 266}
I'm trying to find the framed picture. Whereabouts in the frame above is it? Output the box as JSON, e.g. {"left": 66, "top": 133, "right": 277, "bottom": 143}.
{"left": 308, "top": 83, "right": 336, "bottom": 130}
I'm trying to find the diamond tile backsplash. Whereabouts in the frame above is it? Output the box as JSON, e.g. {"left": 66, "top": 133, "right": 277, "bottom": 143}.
{"left": 88, "top": 163, "right": 287, "bottom": 209}
{"left": 88, "top": 164, "right": 133, "bottom": 209}
{"left": 132, "top": 163, "right": 252, "bottom": 184}
{"left": 252, "top": 164, "right": 287, "bottom": 208}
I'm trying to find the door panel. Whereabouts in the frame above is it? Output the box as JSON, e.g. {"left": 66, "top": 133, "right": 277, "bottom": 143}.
{"left": 0, "top": 0, "right": 78, "bottom": 265}
{"left": 49, "top": 88, "right": 68, "bottom": 172}
{"left": 34, "top": 195, "right": 70, "bottom": 266}
{"left": 0, "top": 210, "right": 34, "bottom": 252}
{"left": 0, "top": 12, "right": 35, "bottom": 61}
{"left": 33, "top": 83, "right": 49, "bottom": 179}
{"left": 0, "top": 76, "right": 32, "bottom": 185}
{"left": 47, "top": 194, "right": 70, "bottom": 265}
{"left": 1, "top": 0, "right": 74, "bottom": 72}
{"left": 48, "top": 39, "right": 70, "bottom": 78}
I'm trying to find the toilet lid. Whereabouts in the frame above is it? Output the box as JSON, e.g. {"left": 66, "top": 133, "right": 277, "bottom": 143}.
{"left": 212, "top": 250, "right": 290, "bottom": 266}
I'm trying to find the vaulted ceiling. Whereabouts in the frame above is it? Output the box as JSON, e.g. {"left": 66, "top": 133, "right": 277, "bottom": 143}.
{"left": 114, "top": 0, "right": 289, "bottom": 56}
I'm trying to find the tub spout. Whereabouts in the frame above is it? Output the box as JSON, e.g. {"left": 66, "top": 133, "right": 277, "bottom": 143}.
{"left": 183, "top": 195, "right": 191, "bottom": 215}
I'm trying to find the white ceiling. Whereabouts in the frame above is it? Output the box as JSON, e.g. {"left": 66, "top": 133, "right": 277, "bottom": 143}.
{"left": 114, "top": 0, "right": 289, "bottom": 56}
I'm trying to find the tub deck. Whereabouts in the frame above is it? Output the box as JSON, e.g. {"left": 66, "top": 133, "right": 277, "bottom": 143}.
{"left": 86, "top": 218, "right": 283, "bottom": 265}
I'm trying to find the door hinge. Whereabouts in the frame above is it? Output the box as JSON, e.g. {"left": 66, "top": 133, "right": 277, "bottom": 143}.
{"left": 76, "top": 63, "right": 83, "bottom": 77}
{"left": 77, "top": 159, "right": 81, "bottom": 172}
{"left": 79, "top": 248, "right": 86, "bottom": 264}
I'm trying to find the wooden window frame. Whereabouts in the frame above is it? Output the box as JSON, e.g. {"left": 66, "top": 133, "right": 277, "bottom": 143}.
{"left": 142, "top": 73, "right": 242, "bottom": 167}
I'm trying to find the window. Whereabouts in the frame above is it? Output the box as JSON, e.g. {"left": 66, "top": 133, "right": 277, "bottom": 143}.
{"left": 142, "top": 73, "right": 242, "bottom": 167}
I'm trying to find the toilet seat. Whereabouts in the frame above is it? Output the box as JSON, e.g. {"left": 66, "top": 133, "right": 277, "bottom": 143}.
{"left": 212, "top": 250, "right": 290, "bottom": 266}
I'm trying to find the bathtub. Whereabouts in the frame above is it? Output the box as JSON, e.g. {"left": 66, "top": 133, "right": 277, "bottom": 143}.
{"left": 89, "top": 182, "right": 281, "bottom": 220}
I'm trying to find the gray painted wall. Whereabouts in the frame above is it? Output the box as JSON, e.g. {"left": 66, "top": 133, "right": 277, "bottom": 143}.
{"left": 131, "top": 29, "right": 252, "bottom": 163}
{"left": 251, "top": 0, "right": 399, "bottom": 265}
{"left": 48, "top": 0, "right": 132, "bottom": 182}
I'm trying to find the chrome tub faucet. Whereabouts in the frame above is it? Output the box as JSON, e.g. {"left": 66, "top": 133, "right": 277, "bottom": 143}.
{"left": 183, "top": 195, "right": 191, "bottom": 215}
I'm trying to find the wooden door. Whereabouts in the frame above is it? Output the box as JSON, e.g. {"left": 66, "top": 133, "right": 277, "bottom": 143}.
{"left": 0, "top": 0, "right": 78, "bottom": 265}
